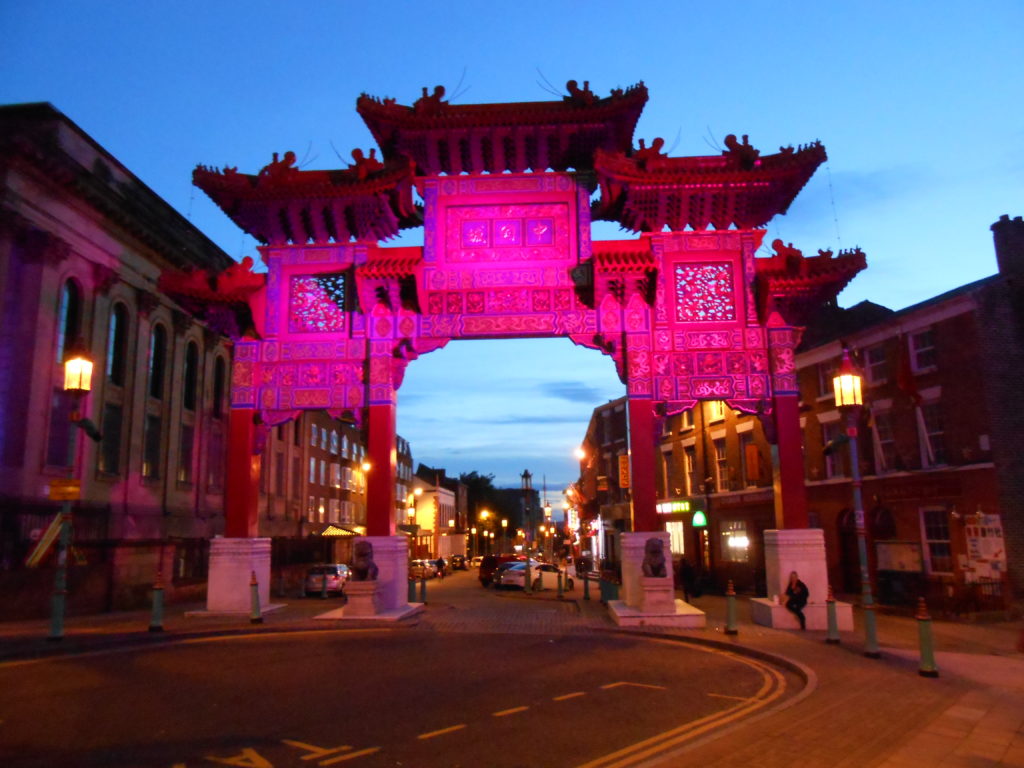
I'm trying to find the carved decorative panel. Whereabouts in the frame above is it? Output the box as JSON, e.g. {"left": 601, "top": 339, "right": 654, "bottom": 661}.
{"left": 288, "top": 273, "right": 347, "bottom": 333}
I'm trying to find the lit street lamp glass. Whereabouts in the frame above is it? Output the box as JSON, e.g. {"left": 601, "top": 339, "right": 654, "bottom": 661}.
{"left": 63, "top": 341, "right": 94, "bottom": 393}
{"left": 361, "top": 461, "right": 372, "bottom": 473}
{"left": 501, "top": 519, "right": 507, "bottom": 528}
{"left": 833, "top": 351, "right": 863, "bottom": 408}
{"left": 574, "top": 447, "right": 586, "bottom": 460}
{"left": 470, "top": 527, "right": 477, "bottom": 534}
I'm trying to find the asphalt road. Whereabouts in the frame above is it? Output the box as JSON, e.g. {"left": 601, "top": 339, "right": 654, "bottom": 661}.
{"left": 0, "top": 574, "right": 800, "bottom": 768}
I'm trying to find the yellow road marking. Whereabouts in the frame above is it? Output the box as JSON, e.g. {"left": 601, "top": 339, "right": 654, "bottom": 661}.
{"left": 281, "top": 739, "right": 352, "bottom": 760}
{"left": 554, "top": 692, "right": 586, "bottom": 701}
{"left": 492, "top": 706, "right": 529, "bottom": 717}
{"left": 576, "top": 643, "right": 788, "bottom": 768}
{"left": 600, "top": 682, "right": 667, "bottom": 691}
{"left": 320, "top": 747, "right": 382, "bottom": 764}
{"left": 417, "top": 724, "right": 467, "bottom": 740}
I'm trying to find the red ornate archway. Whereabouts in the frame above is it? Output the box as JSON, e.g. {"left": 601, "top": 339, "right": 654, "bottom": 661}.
{"left": 170, "top": 81, "right": 864, "bottom": 552}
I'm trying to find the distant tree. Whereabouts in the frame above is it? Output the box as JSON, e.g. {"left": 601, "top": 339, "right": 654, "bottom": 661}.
{"left": 459, "top": 471, "right": 499, "bottom": 519}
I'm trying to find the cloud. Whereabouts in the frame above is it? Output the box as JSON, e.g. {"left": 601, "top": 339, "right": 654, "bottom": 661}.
{"left": 538, "top": 381, "right": 607, "bottom": 402}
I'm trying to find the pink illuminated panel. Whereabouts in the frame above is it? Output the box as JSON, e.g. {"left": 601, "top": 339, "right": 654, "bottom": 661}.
{"left": 674, "top": 263, "right": 736, "bottom": 323}
{"left": 288, "top": 273, "right": 347, "bottom": 333}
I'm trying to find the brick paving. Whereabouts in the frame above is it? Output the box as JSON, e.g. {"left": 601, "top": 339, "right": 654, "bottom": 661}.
{"left": 3, "top": 572, "right": 1024, "bottom": 766}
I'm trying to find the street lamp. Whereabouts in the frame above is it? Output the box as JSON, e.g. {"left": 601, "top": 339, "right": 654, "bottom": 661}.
{"left": 833, "top": 348, "right": 881, "bottom": 658}
{"left": 51, "top": 339, "right": 94, "bottom": 640}
{"left": 501, "top": 518, "right": 507, "bottom": 551}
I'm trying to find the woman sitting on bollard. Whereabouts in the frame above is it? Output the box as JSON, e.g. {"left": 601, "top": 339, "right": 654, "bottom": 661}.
{"left": 785, "top": 571, "right": 809, "bottom": 630}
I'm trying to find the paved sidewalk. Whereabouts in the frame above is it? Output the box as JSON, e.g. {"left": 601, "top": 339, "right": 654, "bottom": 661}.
{"left": 3, "top": 581, "right": 1024, "bottom": 767}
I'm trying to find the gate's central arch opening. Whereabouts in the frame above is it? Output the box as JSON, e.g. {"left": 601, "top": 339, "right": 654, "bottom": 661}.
{"left": 166, "top": 81, "right": 865, "bottom": 620}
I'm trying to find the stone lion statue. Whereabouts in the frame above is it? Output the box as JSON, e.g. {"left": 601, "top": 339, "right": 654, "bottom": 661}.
{"left": 350, "top": 540, "right": 379, "bottom": 581}
{"left": 641, "top": 537, "right": 667, "bottom": 578}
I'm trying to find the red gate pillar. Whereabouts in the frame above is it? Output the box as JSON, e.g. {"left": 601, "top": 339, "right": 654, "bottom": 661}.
{"left": 772, "top": 393, "right": 808, "bottom": 529}
{"left": 366, "top": 400, "right": 397, "bottom": 537}
{"left": 627, "top": 398, "right": 659, "bottom": 532}
{"left": 767, "top": 324, "right": 809, "bottom": 529}
{"left": 225, "top": 407, "right": 260, "bottom": 538}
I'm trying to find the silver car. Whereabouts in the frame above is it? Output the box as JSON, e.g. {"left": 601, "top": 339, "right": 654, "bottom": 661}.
{"left": 305, "top": 564, "right": 350, "bottom": 596}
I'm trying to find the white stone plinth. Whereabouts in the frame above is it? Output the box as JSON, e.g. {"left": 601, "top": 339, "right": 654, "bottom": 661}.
{"left": 609, "top": 531, "right": 705, "bottom": 628}
{"left": 314, "top": 535, "right": 423, "bottom": 622}
{"left": 749, "top": 597, "right": 854, "bottom": 631}
{"left": 620, "top": 531, "right": 672, "bottom": 609}
{"left": 754, "top": 528, "right": 833, "bottom": 629}
{"left": 206, "top": 537, "right": 271, "bottom": 613}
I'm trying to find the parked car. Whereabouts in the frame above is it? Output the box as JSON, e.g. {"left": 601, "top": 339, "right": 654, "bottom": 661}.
{"left": 469, "top": 556, "right": 484, "bottom": 568}
{"left": 498, "top": 562, "right": 574, "bottom": 591}
{"left": 409, "top": 559, "right": 439, "bottom": 580}
{"left": 478, "top": 554, "right": 523, "bottom": 587}
{"left": 304, "top": 564, "right": 350, "bottom": 596}
{"left": 449, "top": 554, "right": 467, "bottom": 571}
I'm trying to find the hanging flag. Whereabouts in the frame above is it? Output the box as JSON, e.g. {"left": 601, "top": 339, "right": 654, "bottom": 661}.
{"left": 25, "top": 512, "right": 63, "bottom": 568}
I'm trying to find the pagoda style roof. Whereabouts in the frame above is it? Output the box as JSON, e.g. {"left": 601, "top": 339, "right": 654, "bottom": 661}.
{"left": 755, "top": 239, "right": 866, "bottom": 325}
{"left": 591, "top": 239, "right": 656, "bottom": 271}
{"left": 356, "top": 81, "right": 648, "bottom": 174}
{"left": 192, "top": 151, "right": 419, "bottom": 245}
{"left": 593, "top": 138, "right": 827, "bottom": 232}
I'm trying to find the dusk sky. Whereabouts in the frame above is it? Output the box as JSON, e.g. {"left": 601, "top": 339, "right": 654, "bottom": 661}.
{"left": 3, "top": 2, "right": 1020, "bottom": 496}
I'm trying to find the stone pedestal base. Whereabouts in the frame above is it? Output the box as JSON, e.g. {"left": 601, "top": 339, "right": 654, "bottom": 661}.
{"left": 609, "top": 531, "right": 706, "bottom": 628}
{"left": 640, "top": 575, "right": 676, "bottom": 613}
{"left": 314, "top": 535, "right": 423, "bottom": 622}
{"left": 204, "top": 537, "right": 273, "bottom": 614}
{"left": 749, "top": 597, "right": 854, "bottom": 631}
{"left": 608, "top": 599, "right": 706, "bottom": 628}
{"left": 753, "top": 528, "right": 836, "bottom": 629}
{"left": 342, "top": 580, "right": 379, "bottom": 617}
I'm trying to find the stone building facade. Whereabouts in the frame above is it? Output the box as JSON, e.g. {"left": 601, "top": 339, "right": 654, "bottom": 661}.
{"left": 0, "top": 103, "right": 234, "bottom": 617}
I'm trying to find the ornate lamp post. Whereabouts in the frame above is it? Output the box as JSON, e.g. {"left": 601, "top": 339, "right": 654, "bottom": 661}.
{"left": 833, "top": 349, "right": 881, "bottom": 658}
{"left": 51, "top": 339, "right": 94, "bottom": 640}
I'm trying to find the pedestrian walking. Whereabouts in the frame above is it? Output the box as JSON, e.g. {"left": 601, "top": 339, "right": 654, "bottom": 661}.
{"left": 785, "top": 570, "right": 809, "bottom": 630}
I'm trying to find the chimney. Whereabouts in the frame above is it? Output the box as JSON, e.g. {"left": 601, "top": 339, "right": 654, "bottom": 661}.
{"left": 992, "top": 214, "right": 1024, "bottom": 281}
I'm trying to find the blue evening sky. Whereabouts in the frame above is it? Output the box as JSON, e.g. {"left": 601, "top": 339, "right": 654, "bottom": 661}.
{"left": 3, "top": 1, "right": 1020, "bottom": 495}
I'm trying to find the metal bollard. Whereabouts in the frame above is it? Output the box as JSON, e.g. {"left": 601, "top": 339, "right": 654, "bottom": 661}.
{"left": 249, "top": 570, "right": 263, "bottom": 624}
{"left": 725, "top": 580, "right": 738, "bottom": 635}
{"left": 419, "top": 576, "right": 427, "bottom": 604}
{"left": 863, "top": 603, "right": 881, "bottom": 659}
{"left": 321, "top": 572, "right": 328, "bottom": 599}
{"left": 825, "top": 584, "right": 840, "bottom": 644}
{"left": 583, "top": 571, "right": 591, "bottom": 601}
{"left": 557, "top": 571, "right": 564, "bottom": 598}
{"left": 916, "top": 597, "right": 939, "bottom": 678}
{"left": 149, "top": 570, "right": 165, "bottom": 633}
{"left": 408, "top": 578, "right": 417, "bottom": 603}
{"left": 537, "top": 568, "right": 544, "bottom": 591}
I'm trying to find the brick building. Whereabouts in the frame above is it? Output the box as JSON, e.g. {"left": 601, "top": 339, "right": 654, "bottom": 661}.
{"left": 580, "top": 215, "right": 1024, "bottom": 610}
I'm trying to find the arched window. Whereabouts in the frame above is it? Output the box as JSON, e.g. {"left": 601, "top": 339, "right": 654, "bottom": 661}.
{"left": 55, "top": 279, "right": 82, "bottom": 364}
{"left": 148, "top": 324, "right": 167, "bottom": 400}
{"left": 105, "top": 302, "right": 129, "bottom": 386}
{"left": 183, "top": 341, "right": 199, "bottom": 411}
{"left": 212, "top": 356, "right": 226, "bottom": 418}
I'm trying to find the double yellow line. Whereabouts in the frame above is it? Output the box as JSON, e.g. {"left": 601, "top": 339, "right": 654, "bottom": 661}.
{"left": 576, "top": 643, "right": 788, "bottom": 768}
